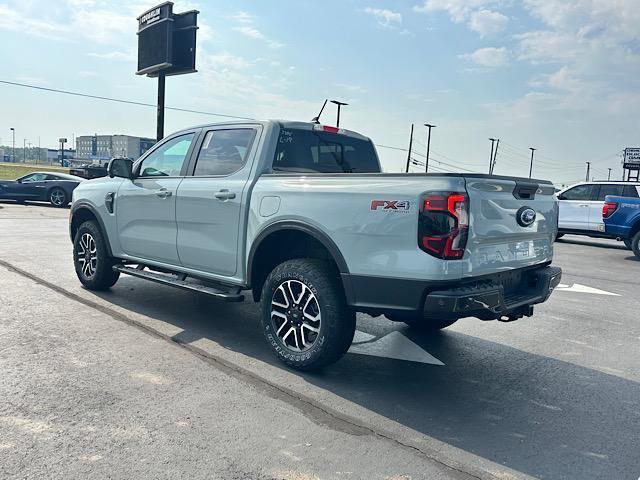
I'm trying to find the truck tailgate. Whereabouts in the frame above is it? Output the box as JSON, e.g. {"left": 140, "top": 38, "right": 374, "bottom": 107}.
{"left": 463, "top": 176, "right": 557, "bottom": 277}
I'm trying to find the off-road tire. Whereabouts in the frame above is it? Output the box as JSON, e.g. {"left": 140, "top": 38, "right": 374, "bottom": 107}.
{"left": 73, "top": 220, "right": 120, "bottom": 290}
{"left": 631, "top": 232, "right": 640, "bottom": 260}
{"left": 260, "top": 258, "right": 355, "bottom": 371}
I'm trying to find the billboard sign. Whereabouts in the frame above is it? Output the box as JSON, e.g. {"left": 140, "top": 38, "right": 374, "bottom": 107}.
{"left": 136, "top": 2, "right": 198, "bottom": 77}
{"left": 624, "top": 147, "right": 640, "bottom": 170}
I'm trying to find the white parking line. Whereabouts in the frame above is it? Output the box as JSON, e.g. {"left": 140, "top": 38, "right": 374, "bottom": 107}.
{"left": 556, "top": 283, "right": 620, "bottom": 296}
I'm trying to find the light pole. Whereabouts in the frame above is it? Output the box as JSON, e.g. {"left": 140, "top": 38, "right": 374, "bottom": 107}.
{"left": 424, "top": 123, "right": 436, "bottom": 173}
{"left": 10, "top": 128, "right": 15, "bottom": 162}
{"left": 607, "top": 168, "right": 612, "bottom": 181}
{"left": 585, "top": 162, "right": 591, "bottom": 182}
{"left": 529, "top": 147, "right": 537, "bottom": 178}
{"left": 330, "top": 100, "right": 348, "bottom": 128}
{"left": 23, "top": 139, "right": 26, "bottom": 163}
{"left": 488, "top": 138, "right": 497, "bottom": 174}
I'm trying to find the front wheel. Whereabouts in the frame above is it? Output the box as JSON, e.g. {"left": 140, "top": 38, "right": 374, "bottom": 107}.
{"left": 631, "top": 232, "right": 640, "bottom": 260}
{"left": 260, "top": 259, "right": 355, "bottom": 371}
{"left": 73, "top": 221, "right": 120, "bottom": 290}
{"left": 49, "top": 188, "right": 67, "bottom": 207}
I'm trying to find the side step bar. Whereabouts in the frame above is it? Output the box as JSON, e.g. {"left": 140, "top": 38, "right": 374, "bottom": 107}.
{"left": 113, "top": 265, "right": 244, "bottom": 302}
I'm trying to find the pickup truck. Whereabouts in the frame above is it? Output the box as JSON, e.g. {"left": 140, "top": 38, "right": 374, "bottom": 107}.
{"left": 69, "top": 120, "right": 562, "bottom": 370}
{"left": 603, "top": 194, "right": 640, "bottom": 258}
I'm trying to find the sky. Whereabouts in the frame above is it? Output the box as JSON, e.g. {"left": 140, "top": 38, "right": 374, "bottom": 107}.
{"left": 1, "top": 0, "right": 639, "bottom": 184}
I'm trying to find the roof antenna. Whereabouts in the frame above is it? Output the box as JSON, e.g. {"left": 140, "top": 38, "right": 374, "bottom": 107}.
{"left": 311, "top": 99, "right": 328, "bottom": 124}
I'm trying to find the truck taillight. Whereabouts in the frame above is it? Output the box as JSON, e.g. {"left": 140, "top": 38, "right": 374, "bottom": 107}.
{"left": 419, "top": 192, "right": 469, "bottom": 259}
{"left": 602, "top": 201, "right": 618, "bottom": 219}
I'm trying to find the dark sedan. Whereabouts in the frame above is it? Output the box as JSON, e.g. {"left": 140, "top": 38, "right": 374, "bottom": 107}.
{"left": 0, "top": 171, "right": 84, "bottom": 207}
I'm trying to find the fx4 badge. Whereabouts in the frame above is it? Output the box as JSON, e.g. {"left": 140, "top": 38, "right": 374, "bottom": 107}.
{"left": 371, "top": 200, "right": 411, "bottom": 211}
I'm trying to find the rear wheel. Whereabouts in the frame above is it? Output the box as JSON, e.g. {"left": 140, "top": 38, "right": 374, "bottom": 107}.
{"left": 49, "top": 188, "right": 67, "bottom": 207}
{"left": 73, "top": 221, "right": 120, "bottom": 290}
{"left": 623, "top": 238, "right": 633, "bottom": 250}
{"left": 631, "top": 232, "right": 640, "bottom": 260}
{"left": 260, "top": 258, "right": 355, "bottom": 371}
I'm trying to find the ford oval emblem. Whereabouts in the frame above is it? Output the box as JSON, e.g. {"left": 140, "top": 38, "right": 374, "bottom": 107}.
{"left": 517, "top": 207, "right": 537, "bottom": 227}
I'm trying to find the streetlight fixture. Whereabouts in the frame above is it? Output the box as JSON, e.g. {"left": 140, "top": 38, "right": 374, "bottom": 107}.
{"left": 423, "top": 123, "right": 436, "bottom": 173}
{"left": 330, "top": 100, "right": 348, "bottom": 128}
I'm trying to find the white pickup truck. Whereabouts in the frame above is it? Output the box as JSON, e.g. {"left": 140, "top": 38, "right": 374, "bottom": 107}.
{"left": 69, "top": 120, "right": 562, "bottom": 370}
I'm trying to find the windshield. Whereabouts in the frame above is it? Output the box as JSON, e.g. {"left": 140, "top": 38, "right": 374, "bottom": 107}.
{"left": 272, "top": 128, "right": 380, "bottom": 173}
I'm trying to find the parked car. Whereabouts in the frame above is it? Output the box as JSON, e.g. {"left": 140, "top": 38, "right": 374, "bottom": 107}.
{"left": 0, "top": 171, "right": 84, "bottom": 207}
{"left": 556, "top": 181, "right": 640, "bottom": 243}
{"left": 603, "top": 194, "right": 640, "bottom": 257}
{"left": 69, "top": 120, "right": 562, "bottom": 370}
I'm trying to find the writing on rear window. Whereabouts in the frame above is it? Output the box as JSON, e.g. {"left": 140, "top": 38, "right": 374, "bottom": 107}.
{"left": 273, "top": 128, "right": 379, "bottom": 173}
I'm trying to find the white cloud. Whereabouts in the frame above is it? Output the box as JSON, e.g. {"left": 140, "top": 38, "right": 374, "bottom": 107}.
{"left": 87, "top": 51, "right": 135, "bottom": 61}
{"left": 468, "top": 9, "right": 507, "bottom": 37}
{"left": 413, "top": 0, "right": 498, "bottom": 23}
{"left": 233, "top": 26, "right": 283, "bottom": 48}
{"left": 364, "top": 7, "right": 402, "bottom": 27}
{"left": 461, "top": 47, "right": 509, "bottom": 67}
{"left": 232, "top": 11, "right": 254, "bottom": 23}
{"left": 208, "top": 52, "right": 251, "bottom": 70}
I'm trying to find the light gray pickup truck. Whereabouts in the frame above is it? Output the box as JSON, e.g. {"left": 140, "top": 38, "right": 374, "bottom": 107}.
{"left": 70, "top": 120, "right": 562, "bottom": 370}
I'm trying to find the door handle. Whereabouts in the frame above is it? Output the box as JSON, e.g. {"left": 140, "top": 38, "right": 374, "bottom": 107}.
{"left": 214, "top": 189, "right": 236, "bottom": 201}
{"left": 155, "top": 189, "right": 172, "bottom": 199}
{"left": 579, "top": 204, "right": 589, "bottom": 207}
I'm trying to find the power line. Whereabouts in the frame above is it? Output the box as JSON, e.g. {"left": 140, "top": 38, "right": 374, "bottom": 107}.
{"left": 0, "top": 79, "right": 255, "bottom": 121}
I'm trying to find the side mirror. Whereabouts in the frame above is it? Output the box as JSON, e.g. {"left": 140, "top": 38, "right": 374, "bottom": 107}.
{"left": 556, "top": 194, "right": 565, "bottom": 200}
{"left": 107, "top": 158, "right": 134, "bottom": 179}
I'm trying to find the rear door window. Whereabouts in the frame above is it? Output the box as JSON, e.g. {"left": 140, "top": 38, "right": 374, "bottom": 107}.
{"left": 273, "top": 128, "right": 380, "bottom": 173}
{"left": 595, "top": 184, "right": 624, "bottom": 201}
{"left": 623, "top": 185, "right": 640, "bottom": 198}
{"left": 561, "top": 184, "right": 595, "bottom": 201}
{"left": 193, "top": 129, "right": 256, "bottom": 176}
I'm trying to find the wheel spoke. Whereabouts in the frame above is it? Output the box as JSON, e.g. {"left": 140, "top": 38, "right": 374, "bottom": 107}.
{"left": 301, "top": 323, "right": 319, "bottom": 334}
{"left": 271, "top": 310, "right": 287, "bottom": 321}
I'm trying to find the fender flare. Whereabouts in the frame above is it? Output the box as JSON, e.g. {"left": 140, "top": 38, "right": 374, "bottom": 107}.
{"left": 69, "top": 202, "right": 113, "bottom": 257}
{"left": 247, "top": 220, "right": 350, "bottom": 287}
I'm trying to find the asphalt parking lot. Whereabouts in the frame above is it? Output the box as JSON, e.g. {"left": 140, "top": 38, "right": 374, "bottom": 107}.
{"left": 1, "top": 202, "right": 639, "bottom": 480}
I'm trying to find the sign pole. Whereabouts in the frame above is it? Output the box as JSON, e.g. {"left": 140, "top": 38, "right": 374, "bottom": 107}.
{"left": 157, "top": 72, "right": 166, "bottom": 141}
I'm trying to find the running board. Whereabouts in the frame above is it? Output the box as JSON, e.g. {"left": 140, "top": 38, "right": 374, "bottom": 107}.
{"left": 113, "top": 265, "right": 244, "bottom": 302}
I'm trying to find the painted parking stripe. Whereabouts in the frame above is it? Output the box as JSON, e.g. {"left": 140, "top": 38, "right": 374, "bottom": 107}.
{"left": 349, "top": 330, "right": 445, "bottom": 365}
{"left": 556, "top": 283, "right": 620, "bottom": 296}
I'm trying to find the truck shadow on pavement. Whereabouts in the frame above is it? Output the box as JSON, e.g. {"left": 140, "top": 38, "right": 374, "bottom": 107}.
{"left": 92, "top": 277, "right": 640, "bottom": 480}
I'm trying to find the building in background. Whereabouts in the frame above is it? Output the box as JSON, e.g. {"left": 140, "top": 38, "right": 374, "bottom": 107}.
{"left": 75, "top": 134, "right": 156, "bottom": 163}
{"left": 46, "top": 148, "right": 75, "bottom": 164}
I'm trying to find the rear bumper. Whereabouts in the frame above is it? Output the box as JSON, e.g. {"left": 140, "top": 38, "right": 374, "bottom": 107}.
{"left": 342, "top": 264, "right": 562, "bottom": 321}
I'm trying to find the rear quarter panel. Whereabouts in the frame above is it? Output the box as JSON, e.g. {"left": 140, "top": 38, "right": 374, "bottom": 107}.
{"left": 604, "top": 196, "right": 640, "bottom": 237}
{"left": 247, "top": 174, "right": 466, "bottom": 281}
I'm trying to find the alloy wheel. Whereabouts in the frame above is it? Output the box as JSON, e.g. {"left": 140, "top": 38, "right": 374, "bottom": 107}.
{"left": 77, "top": 233, "right": 98, "bottom": 279}
{"left": 270, "top": 280, "right": 321, "bottom": 352}
{"left": 51, "top": 190, "right": 65, "bottom": 206}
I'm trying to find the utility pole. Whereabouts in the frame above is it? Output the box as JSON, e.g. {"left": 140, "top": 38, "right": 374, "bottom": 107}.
{"left": 330, "top": 100, "right": 348, "bottom": 128}
{"left": 585, "top": 162, "right": 591, "bottom": 182}
{"left": 529, "top": 147, "right": 537, "bottom": 178}
{"left": 607, "top": 168, "right": 612, "bottom": 181}
{"left": 488, "top": 138, "right": 496, "bottom": 174}
{"left": 23, "top": 139, "right": 26, "bottom": 163}
{"left": 10, "top": 128, "right": 15, "bottom": 162}
{"left": 424, "top": 123, "right": 436, "bottom": 173}
{"left": 405, "top": 123, "right": 414, "bottom": 173}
